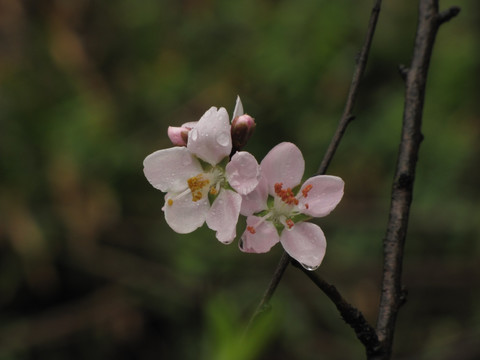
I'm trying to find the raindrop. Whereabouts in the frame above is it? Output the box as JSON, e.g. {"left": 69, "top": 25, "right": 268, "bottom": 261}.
{"left": 216, "top": 132, "right": 230, "bottom": 146}
{"left": 301, "top": 263, "right": 319, "bottom": 271}
{"left": 191, "top": 129, "right": 198, "bottom": 141}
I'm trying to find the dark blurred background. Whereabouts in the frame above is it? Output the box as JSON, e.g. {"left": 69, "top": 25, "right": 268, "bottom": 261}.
{"left": 0, "top": 0, "right": 478, "bottom": 359}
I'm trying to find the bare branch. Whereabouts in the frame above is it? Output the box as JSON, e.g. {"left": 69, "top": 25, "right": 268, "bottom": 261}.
{"left": 292, "top": 261, "right": 381, "bottom": 356}
{"left": 317, "top": 0, "right": 382, "bottom": 175}
{"left": 246, "top": 252, "right": 290, "bottom": 329}
{"left": 438, "top": 6, "right": 461, "bottom": 24}
{"left": 249, "top": 0, "right": 384, "bottom": 338}
{"left": 373, "top": 1, "right": 460, "bottom": 358}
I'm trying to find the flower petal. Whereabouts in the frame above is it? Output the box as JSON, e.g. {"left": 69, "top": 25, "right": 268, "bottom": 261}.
{"left": 187, "top": 107, "right": 232, "bottom": 165}
{"left": 167, "top": 126, "right": 188, "bottom": 146}
{"left": 260, "top": 142, "right": 305, "bottom": 195}
{"left": 232, "top": 95, "right": 244, "bottom": 119}
{"left": 181, "top": 121, "right": 198, "bottom": 129}
{"left": 280, "top": 222, "right": 326, "bottom": 270}
{"left": 143, "top": 147, "right": 203, "bottom": 192}
{"left": 299, "top": 175, "right": 344, "bottom": 217}
{"left": 163, "top": 192, "right": 208, "bottom": 234}
{"left": 206, "top": 189, "right": 242, "bottom": 244}
{"left": 240, "top": 175, "right": 268, "bottom": 216}
{"left": 226, "top": 151, "right": 260, "bottom": 195}
{"left": 239, "top": 216, "right": 279, "bottom": 253}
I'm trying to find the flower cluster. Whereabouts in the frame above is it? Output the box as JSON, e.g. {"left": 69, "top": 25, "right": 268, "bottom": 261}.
{"left": 143, "top": 97, "right": 344, "bottom": 270}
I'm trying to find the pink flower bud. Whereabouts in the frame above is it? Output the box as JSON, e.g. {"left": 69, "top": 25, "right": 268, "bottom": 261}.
{"left": 231, "top": 114, "right": 256, "bottom": 150}
{"left": 167, "top": 125, "right": 191, "bottom": 146}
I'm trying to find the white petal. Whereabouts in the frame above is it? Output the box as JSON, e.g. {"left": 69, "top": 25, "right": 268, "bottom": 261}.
{"left": 206, "top": 189, "right": 242, "bottom": 244}
{"left": 187, "top": 107, "right": 232, "bottom": 165}
{"left": 240, "top": 175, "right": 268, "bottom": 216}
{"left": 226, "top": 151, "right": 260, "bottom": 195}
{"left": 239, "top": 216, "right": 279, "bottom": 253}
{"left": 143, "top": 147, "right": 203, "bottom": 192}
{"left": 232, "top": 95, "right": 244, "bottom": 119}
{"left": 260, "top": 142, "right": 305, "bottom": 195}
{"left": 299, "top": 175, "right": 344, "bottom": 217}
{"left": 280, "top": 222, "right": 326, "bottom": 270}
{"left": 163, "top": 192, "right": 208, "bottom": 233}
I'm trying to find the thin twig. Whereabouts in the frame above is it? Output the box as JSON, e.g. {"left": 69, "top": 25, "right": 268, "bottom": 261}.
{"left": 249, "top": 0, "right": 383, "bottom": 333}
{"left": 373, "top": 1, "right": 460, "bottom": 359}
{"left": 246, "top": 251, "right": 290, "bottom": 330}
{"left": 317, "top": 0, "right": 382, "bottom": 175}
{"left": 292, "top": 261, "right": 381, "bottom": 356}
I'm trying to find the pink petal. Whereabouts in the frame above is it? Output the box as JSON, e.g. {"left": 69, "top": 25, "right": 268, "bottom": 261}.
{"left": 232, "top": 96, "right": 244, "bottom": 119}
{"left": 143, "top": 147, "right": 203, "bottom": 193}
{"left": 299, "top": 175, "right": 344, "bottom": 217}
{"left": 260, "top": 142, "right": 305, "bottom": 195}
{"left": 187, "top": 107, "right": 232, "bottom": 165}
{"left": 206, "top": 189, "right": 242, "bottom": 244}
{"left": 163, "top": 193, "right": 209, "bottom": 234}
{"left": 280, "top": 222, "right": 326, "bottom": 270}
{"left": 167, "top": 126, "right": 188, "bottom": 146}
{"left": 239, "top": 216, "right": 279, "bottom": 253}
{"left": 240, "top": 175, "right": 268, "bottom": 216}
{"left": 226, "top": 151, "right": 260, "bottom": 195}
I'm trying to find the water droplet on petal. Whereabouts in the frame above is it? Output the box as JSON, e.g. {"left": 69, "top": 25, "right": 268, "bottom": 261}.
{"left": 301, "top": 263, "right": 319, "bottom": 271}
{"left": 216, "top": 132, "right": 230, "bottom": 147}
{"left": 191, "top": 129, "right": 198, "bottom": 141}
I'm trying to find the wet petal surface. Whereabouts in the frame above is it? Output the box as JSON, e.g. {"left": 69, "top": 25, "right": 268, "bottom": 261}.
{"left": 280, "top": 222, "right": 326, "bottom": 270}
{"left": 226, "top": 151, "right": 260, "bottom": 195}
{"left": 206, "top": 189, "right": 242, "bottom": 244}
{"left": 143, "top": 147, "right": 203, "bottom": 193}
{"left": 187, "top": 107, "right": 232, "bottom": 165}
{"left": 261, "top": 142, "right": 305, "bottom": 195}
{"left": 163, "top": 192, "right": 209, "bottom": 233}
{"left": 239, "top": 215, "right": 279, "bottom": 253}
{"left": 299, "top": 175, "right": 344, "bottom": 217}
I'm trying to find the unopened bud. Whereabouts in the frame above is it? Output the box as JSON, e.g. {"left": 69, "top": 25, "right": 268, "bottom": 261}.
{"left": 231, "top": 114, "right": 256, "bottom": 150}
{"left": 168, "top": 122, "right": 196, "bottom": 146}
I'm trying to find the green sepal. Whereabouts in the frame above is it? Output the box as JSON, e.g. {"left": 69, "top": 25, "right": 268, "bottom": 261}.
{"left": 266, "top": 195, "right": 275, "bottom": 209}
{"left": 208, "top": 189, "right": 219, "bottom": 205}
{"left": 290, "top": 213, "right": 312, "bottom": 223}
{"left": 198, "top": 158, "right": 213, "bottom": 171}
{"left": 222, "top": 181, "right": 234, "bottom": 192}
{"left": 253, "top": 209, "right": 269, "bottom": 217}
{"left": 274, "top": 222, "right": 284, "bottom": 236}
{"left": 218, "top": 156, "right": 229, "bottom": 169}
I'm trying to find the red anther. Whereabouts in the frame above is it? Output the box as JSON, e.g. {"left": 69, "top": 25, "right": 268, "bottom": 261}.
{"left": 247, "top": 226, "right": 256, "bottom": 234}
{"left": 286, "top": 219, "right": 294, "bottom": 229}
{"left": 302, "top": 184, "right": 313, "bottom": 198}
{"left": 274, "top": 183, "right": 299, "bottom": 205}
{"left": 305, "top": 203, "right": 309, "bottom": 209}
{"left": 274, "top": 183, "right": 283, "bottom": 194}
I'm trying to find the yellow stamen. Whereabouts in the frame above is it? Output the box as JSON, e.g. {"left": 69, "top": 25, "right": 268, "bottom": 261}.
{"left": 187, "top": 174, "right": 210, "bottom": 202}
{"left": 167, "top": 199, "right": 173, "bottom": 206}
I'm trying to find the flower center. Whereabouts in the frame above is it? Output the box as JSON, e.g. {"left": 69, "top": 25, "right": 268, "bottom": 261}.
{"left": 246, "top": 182, "right": 315, "bottom": 235}
{"left": 187, "top": 174, "right": 210, "bottom": 201}
{"left": 166, "top": 167, "right": 226, "bottom": 207}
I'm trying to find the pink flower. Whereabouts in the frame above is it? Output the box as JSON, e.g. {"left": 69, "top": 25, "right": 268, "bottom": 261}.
{"left": 144, "top": 103, "right": 260, "bottom": 244}
{"left": 167, "top": 96, "right": 248, "bottom": 147}
{"left": 239, "top": 142, "right": 344, "bottom": 270}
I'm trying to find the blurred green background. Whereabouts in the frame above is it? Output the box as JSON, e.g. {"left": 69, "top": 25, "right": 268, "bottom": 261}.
{"left": 0, "top": 0, "right": 479, "bottom": 359}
